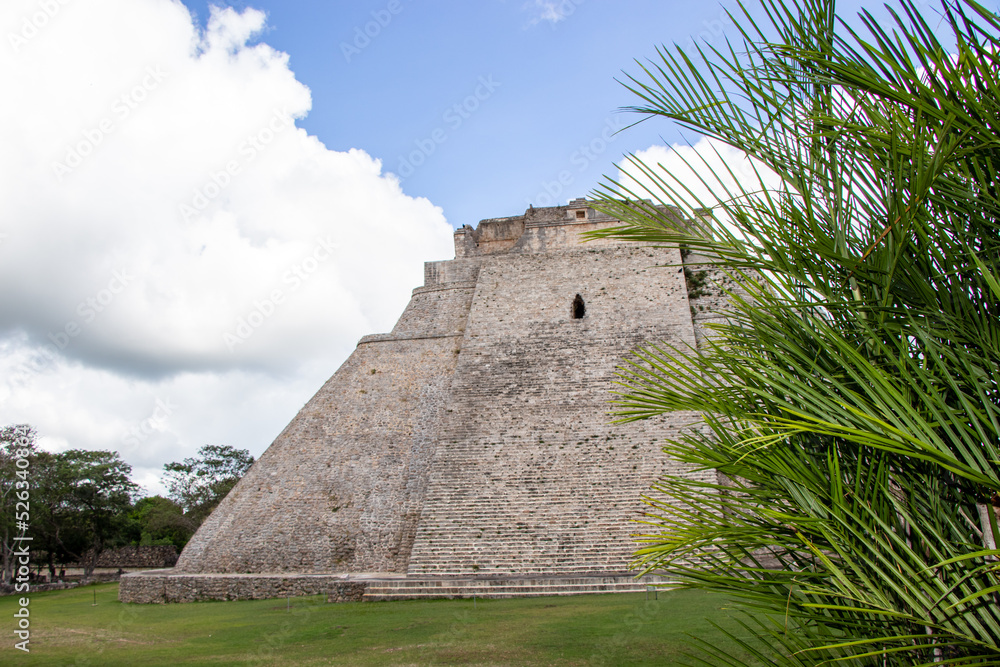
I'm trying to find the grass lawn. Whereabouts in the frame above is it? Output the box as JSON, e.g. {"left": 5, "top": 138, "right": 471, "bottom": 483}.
{"left": 0, "top": 583, "right": 768, "bottom": 666}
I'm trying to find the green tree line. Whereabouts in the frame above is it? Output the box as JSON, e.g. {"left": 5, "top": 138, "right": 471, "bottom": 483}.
{"left": 0, "top": 425, "right": 252, "bottom": 581}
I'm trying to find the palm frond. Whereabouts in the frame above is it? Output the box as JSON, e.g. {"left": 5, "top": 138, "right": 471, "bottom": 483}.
{"left": 589, "top": 0, "right": 1000, "bottom": 663}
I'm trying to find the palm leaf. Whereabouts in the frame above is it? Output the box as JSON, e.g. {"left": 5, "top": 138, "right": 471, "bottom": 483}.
{"left": 588, "top": 0, "right": 1000, "bottom": 663}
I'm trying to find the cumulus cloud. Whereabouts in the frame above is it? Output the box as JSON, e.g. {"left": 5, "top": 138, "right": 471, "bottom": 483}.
{"left": 522, "top": 0, "right": 583, "bottom": 27}
{"left": 0, "top": 0, "right": 454, "bottom": 491}
{"left": 617, "top": 137, "right": 783, "bottom": 219}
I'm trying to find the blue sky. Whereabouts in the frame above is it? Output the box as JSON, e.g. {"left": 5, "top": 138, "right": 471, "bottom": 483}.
{"left": 172, "top": 0, "right": 800, "bottom": 225}
{"left": 171, "top": 0, "right": 909, "bottom": 226}
{"left": 0, "top": 0, "right": 927, "bottom": 494}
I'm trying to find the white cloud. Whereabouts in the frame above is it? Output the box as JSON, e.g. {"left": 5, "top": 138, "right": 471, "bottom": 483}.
{"left": 617, "top": 137, "right": 783, "bottom": 219}
{"left": 522, "top": 0, "right": 583, "bottom": 27}
{"left": 0, "top": 0, "right": 454, "bottom": 490}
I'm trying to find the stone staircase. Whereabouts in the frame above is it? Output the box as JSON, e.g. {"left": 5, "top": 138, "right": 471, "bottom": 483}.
{"left": 404, "top": 432, "right": 698, "bottom": 576}
{"left": 361, "top": 574, "right": 675, "bottom": 601}
{"left": 400, "top": 250, "right": 710, "bottom": 577}
{"left": 405, "top": 494, "right": 649, "bottom": 576}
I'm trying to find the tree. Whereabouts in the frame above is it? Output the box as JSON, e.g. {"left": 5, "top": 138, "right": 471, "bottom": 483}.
{"left": 0, "top": 427, "right": 142, "bottom": 579}
{"left": 0, "top": 425, "right": 36, "bottom": 583}
{"left": 29, "top": 450, "right": 75, "bottom": 579}
{"left": 163, "top": 445, "right": 254, "bottom": 526}
{"left": 590, "top": 0, "right": 1000, "bottom": 663}
{"left": 50, "top": 450, "right": 140, "bottom": 578}
{"left": 127, "top": 496, "right": 195, "bottom": 549}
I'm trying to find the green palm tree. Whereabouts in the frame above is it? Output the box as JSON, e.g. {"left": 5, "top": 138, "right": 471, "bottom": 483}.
{"left": 589, "top": 0, "right": 1000, "bottom": 663}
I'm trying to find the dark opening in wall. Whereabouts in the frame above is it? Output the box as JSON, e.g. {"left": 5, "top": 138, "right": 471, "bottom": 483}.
{"left": 575, "top": 210, "right": 586, "bottom": 219}
{"left": 572, "top": 294, "right": 585, "bottom": 319}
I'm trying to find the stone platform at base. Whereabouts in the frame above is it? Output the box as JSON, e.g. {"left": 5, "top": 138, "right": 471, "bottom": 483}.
{"left": 359, "top": 574, "right": 675, "bottom": 601}
{"left": 118, "top": 570, "right": 674, "bottom": 604}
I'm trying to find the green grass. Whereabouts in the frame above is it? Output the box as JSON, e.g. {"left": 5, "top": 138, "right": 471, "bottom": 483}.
{"left": 0, "top": 583, "right": 768, "bottom": 665}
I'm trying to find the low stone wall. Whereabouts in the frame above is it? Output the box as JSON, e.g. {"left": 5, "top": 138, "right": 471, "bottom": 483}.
{"left": 0, "top": 581, "right": 77, "bottom": 596}
{"left": 1, "top": 572, "right": 126, "bottom": 597}
{"left": 328, "top": 582, "right": 367, "bottom": 603}
{"left": 65, "top": 545, "right": 179, "bottom": 569}
{"left": 119, "top": 570, "right": 362, "bottom": 604}
{"left": 120, "top": 571, "right": 670, "bottom": 604}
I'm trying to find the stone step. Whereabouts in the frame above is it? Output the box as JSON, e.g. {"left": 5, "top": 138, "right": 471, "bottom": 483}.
{"left": 405, "top": 568, "right": 636, "bottom": 577}
{"left": 361, "top": 574, "right": 675, "bottom": 601}
{"left": 408, "top": 539, "right": 633, "bottom": 546}
{"left": 407, "top": 560, "right": 626, "bottom": 565}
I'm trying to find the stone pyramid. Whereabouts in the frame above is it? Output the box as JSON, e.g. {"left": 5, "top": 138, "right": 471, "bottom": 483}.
{"left": 121, "top": 199, "right": 720, "bottom": 602}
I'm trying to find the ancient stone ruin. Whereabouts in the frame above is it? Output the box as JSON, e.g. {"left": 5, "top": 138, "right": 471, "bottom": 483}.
{"left": 120, "top": 199, "right": 722, "bottom": 603}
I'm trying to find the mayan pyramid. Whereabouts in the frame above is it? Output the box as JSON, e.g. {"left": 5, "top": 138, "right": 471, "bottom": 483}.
{"left": 120, "top": 199, "right": 721, "bottom": 602}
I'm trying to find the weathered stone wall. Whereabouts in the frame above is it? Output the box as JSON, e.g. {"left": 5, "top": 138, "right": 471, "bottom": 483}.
{"left": 406, "top": 214, "right": 711, "bottom": 576}
{"left": 126, "top": 199, "right": 725, "bottom": 603}
{"left": 66, "top": 545, "right": 178, "bottom": 569}
{"left": 683, "top": 212, "right": 749, "bottom": 351}
{"left": 119, "top": 571, "right": 354, "bottom": 603}
{"left": 176, "top": 272, "right": 474, "bottom": 574}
